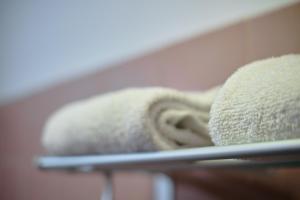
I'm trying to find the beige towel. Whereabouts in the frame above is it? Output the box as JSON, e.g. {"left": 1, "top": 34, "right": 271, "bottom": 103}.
{"left": 42, "top": 87, "right": 219, "bottom": 155}
{"left": 209, "top": 54, "right": 300, "bottom": 146}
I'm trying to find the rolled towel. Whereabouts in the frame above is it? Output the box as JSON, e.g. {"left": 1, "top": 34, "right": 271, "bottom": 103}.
{"left": 209, "top": 54, "right": 300, "bottom": 146}
{"left": 42, "top": 87, "right": 219, "bottom": 155}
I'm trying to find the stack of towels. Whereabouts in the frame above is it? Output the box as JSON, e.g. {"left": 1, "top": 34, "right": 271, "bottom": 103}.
{"left": 42, "top": 54, "right": 300, "bottom": 155}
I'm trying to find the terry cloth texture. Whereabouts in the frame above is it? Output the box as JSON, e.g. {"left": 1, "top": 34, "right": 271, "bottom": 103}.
{"left": 42, "top": 87, "right": 219, "bottom": 155}
{"left": 209, "top": 54, "right": 300, "bottom": 146}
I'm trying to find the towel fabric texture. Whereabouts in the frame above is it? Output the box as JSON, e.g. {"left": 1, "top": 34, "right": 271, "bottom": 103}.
{"left": 42, "top": 54, "right": 300, "bottom": 155}
{"left": 209, "top": 54, "right": 300, "bottom": 146}
{"left": 43, "top": 87, "right": 219, "bottom": 155}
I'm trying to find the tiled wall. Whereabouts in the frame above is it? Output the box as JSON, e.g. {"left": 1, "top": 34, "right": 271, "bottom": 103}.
{"left": 0, "top": 3, "right": 300, "bottom": 200}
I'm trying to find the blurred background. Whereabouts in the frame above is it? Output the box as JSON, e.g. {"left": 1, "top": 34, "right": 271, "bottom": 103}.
{"left": 1, "top": 1, "right": 300, "bottom": 200}
{"left": 1, "top": 0, "right": 298, "bottom": 105}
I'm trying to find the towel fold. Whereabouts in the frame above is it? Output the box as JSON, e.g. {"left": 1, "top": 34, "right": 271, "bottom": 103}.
{"left": 209, "top": 54, "right": 300, "bottom": 146}
{"left": 42, "top": 87, "right": 219, "bottom": 155}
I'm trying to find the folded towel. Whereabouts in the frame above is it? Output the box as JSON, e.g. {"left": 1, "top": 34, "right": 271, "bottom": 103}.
{"left": 209, "top": 54, "right": 300, "bottom": 146}
{"left": 42, "top": 87, "right": 219, "bottom": 155}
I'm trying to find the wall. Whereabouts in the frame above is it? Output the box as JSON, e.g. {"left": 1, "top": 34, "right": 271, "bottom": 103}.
{"left": 0, "top": 0, "right": 297, "bottom": 104}
{"left": 0, "top": 2, "right": 300, "bottom": 200}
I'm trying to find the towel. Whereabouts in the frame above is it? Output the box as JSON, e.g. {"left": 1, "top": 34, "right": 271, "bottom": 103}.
{"left": 42, "top": 87, "right": 219, "bottom": 155}
{"left": 209, "top": 54, "right": 300, "bottom": 146}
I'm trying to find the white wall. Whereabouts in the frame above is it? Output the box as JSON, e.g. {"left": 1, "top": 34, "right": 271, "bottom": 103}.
{"left": 0, "top": 0, "right": 297, "bottom": 104}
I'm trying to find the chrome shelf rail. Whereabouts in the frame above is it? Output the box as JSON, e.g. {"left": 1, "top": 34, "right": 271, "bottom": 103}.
{"left": 36, "top": 139, "right": 300, "bottom": 171}
{"left": 36, "top": 139, "right": 300, "bottom": 200}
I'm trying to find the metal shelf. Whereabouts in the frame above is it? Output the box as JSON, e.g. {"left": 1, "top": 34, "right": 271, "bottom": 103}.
{"left": 36, "top": 139, "right": 300, "bottom": 172}
{"left": 36, "top": 139, "right": 300, "bottom": 200}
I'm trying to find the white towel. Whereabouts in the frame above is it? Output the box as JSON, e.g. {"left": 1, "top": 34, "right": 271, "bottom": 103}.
{"left": 42, "top": 87, "right": 219, "bottom": 155}
{"left": 209, "top": 54, "right": 300, "bottom": 146}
